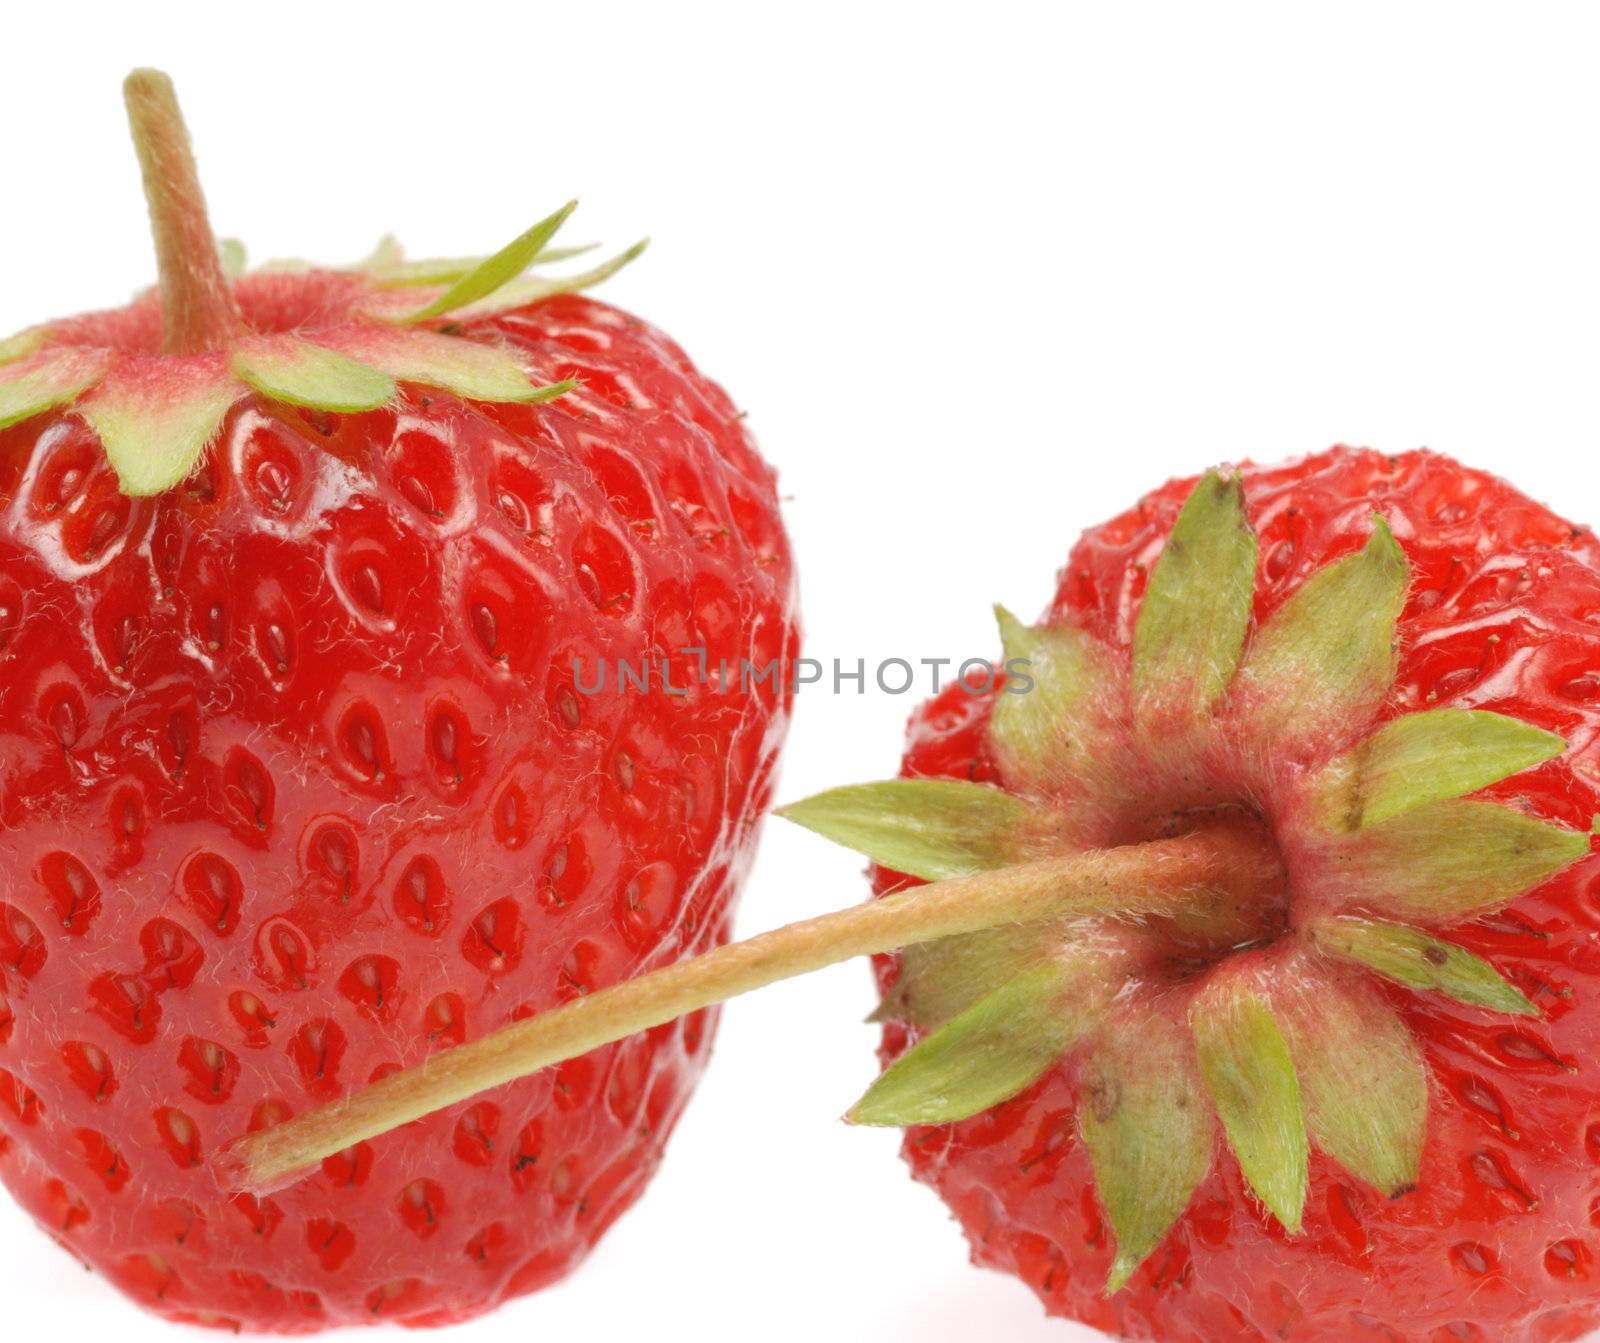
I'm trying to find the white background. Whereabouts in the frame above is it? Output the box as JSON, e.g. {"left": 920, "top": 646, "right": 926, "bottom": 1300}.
{"left": 6, "top": 3, "right": 1600, "bottom": 1340}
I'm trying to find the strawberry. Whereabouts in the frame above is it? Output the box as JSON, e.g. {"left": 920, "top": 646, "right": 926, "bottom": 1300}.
{"left": 0, "top": 71, "right": 796, "bottom": 1331}
{"left": 249, "top": 446, "right": 1600, "bottom": 1343}
{"left": 846, "top": 447, "right": 1600, "bottom": 1342}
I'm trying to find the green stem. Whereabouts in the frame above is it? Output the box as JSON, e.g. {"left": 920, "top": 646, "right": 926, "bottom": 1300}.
{"left": 223, "top": 828, "right": 1271, "bottom": 1192}
{"left": 123, "top": 70, "right": 242, "bottom": 354}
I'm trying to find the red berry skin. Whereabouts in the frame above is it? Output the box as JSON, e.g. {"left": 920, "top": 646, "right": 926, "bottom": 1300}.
{"left": 875, "top": 449, "right": 1600, "bottom": 1342}
{"left": 0, "top": 293, "right": 797, "bottom": 1331}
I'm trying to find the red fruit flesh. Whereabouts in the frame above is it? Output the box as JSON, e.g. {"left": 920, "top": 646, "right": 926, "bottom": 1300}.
{"left": 0, "top": 291, "right": 797, "bottom": 1330}
{"left": 876, "top": 448, "right": 1600, "bottom": 1342}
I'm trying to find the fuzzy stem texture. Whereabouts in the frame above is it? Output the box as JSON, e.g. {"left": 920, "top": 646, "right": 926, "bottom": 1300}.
{"left": 225, "top": 829, "right": 1273, "bottom": 1192}
{"left": 123, "top": 69, "right": 243, "bottom": 354}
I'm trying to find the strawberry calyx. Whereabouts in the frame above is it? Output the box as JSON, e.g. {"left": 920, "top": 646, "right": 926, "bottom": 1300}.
{"left": 0, "top": 70, "right": 646, "bottom": 497}
{"left": 787, "top": 467, "right": 1587, "bottom": 1290}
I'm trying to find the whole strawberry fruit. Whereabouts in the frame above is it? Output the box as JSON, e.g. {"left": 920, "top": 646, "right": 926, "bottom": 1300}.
{"left": 822, "top": 447, "right": 1599, "bottom": 1341}
{"left": 0, "top": 70, "right": 796, "bottom": 1331}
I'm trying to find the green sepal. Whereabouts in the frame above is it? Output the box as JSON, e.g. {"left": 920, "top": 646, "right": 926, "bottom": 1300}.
{"left": 1080, "top": 1009, "right": 1216, "bottom": 1293}
{"left": 849, "top": 963, "right": 1077, "bottom": 1126}
{"left": 78, "top": 361, "right": 242, "bottom": 497}
{"left": 1271, "top": 965, "right": 1426, "bottom": 1196}
{"left": 874, "top": 920, "right": 1155, "bottom": 1038}
{"left": 359, "top": 234, "right": 404, "bottom": 271}
{"left": 1131, "top": 469, "right": 1257, "bottom": 727}
{"left": 0, "top": 327, "right": 49, "bottom": 366}
{"left": 871, "top": 922, "right": 1059, "bottom": 1029}
{"left": 1316, "top": 708, "right": 1564, "bottom": 831}
{"left": 402, "top": 201, "right": 578, "bottom": 322}
{"left": 231, "top": 338, "right": 397, "bottom": 413}
{"left": 451, "top": 239, "right": 650, "bottom": 318}
{"left": 1309, "top": 915, "right": 1537, "bottom": 1015}
{"left": 252, "top": 256, "right": 313, "bottom": 276}
{"left": 1190, "top": 982, "right": 1307, "bottom": 1232}
{"left": 776, "top": 778, "right": 1052, "bottom": 881}
{"left": 989, "top": 606, "right": 1116, "bottom": 793}
{"left": 0, "top": 348, "right": 111, "bottom": 429}
{"left": 319, "top": 327, "right": 575, "bottom": 404}
{"left": 366, "top": 243, "right": 597, "bottom": 288}
{"left": 1328, "top": 799, "right": 1588, "bottom": 921}
{"left": 218, "top": 238, "right": 247, "bottom": 279}
{"left": 1233, "top": 517, "right": 1408, "bottom": 758}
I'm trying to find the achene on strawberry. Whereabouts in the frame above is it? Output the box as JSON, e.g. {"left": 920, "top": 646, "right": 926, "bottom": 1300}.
{"left": 0, "top": 70, "right": 797, "bottom": 1330}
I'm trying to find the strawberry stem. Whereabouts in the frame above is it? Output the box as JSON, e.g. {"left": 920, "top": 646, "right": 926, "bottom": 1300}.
{"left": 123, "top": 69, "right": 243, "bottom": 354}
{"left": 222, "top": 828, "right": 1276, "bottom": 1192}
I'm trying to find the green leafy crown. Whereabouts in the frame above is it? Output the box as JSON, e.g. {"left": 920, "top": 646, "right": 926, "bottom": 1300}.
{"left": 0, "top": 203, "right": 645, "bottom": 495}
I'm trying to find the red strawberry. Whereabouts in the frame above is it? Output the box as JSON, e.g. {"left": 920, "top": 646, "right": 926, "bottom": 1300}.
{"left": 0, "top": 71, "right": 796, "bottom": 1331}
{"left": 261, "top": 445, "right": 1600, "bottom": 1343}
{"left": 856, "top": 447, "right": 1600, "bottom": 1342}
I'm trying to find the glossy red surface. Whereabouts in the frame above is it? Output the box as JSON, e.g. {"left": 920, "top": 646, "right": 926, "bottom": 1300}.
{"left": 875, "top": 449, "right": 1600, "bottom": 1341}
{"left": 0, "top": 292, "right": 798, "bottom": 1330}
